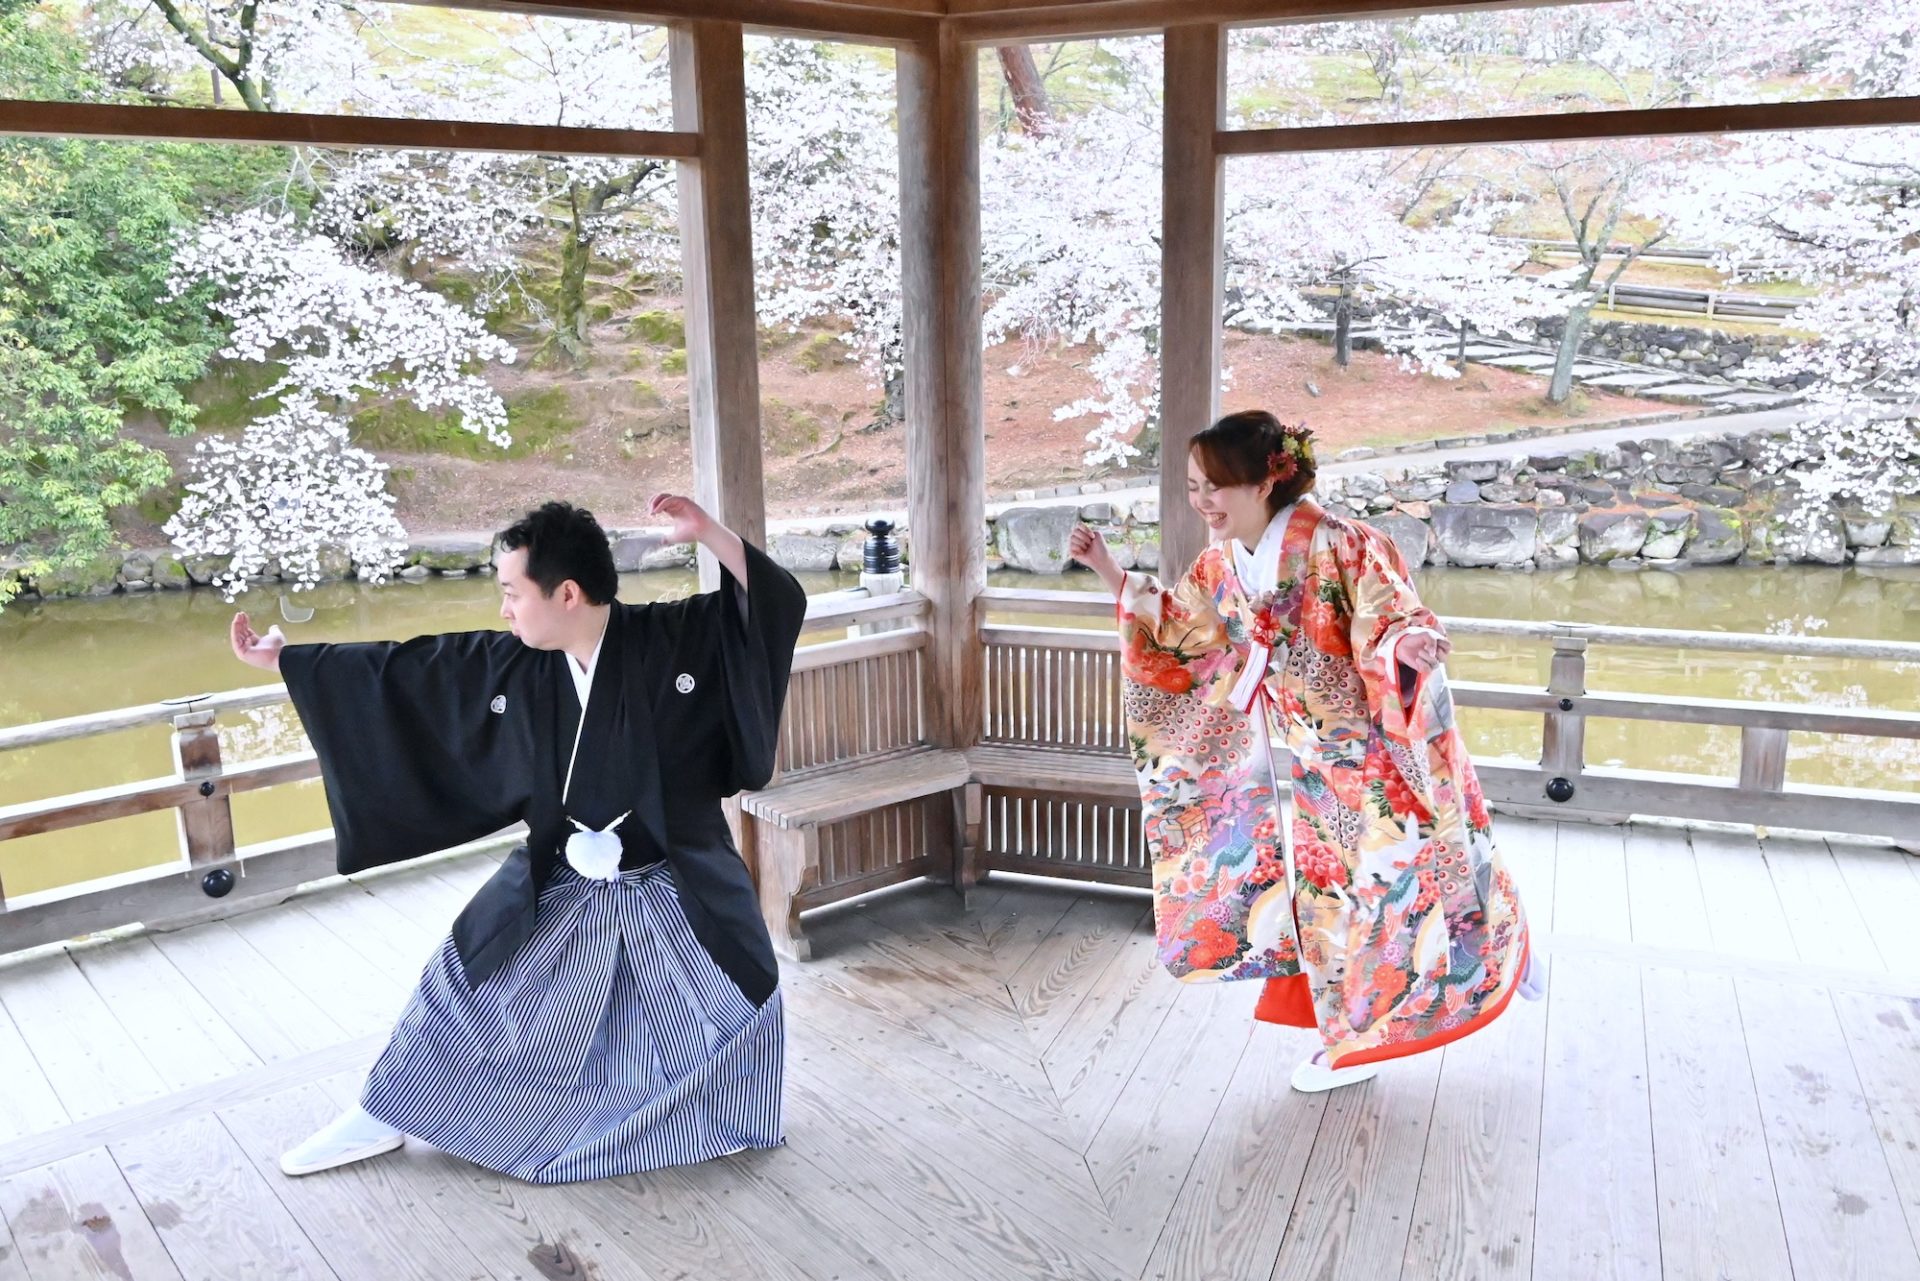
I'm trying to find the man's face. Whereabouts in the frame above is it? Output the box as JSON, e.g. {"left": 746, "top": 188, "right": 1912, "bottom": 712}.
{"left": 496, "top": 547, "right": 578, "bottom": 650}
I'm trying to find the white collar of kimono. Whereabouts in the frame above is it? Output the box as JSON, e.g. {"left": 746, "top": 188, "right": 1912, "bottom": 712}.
{"left": 1230, "top": 503, "right": 1296, "bottom": 595}
{"left": 566, "top": 611, "right": 610, "bottom": 713}
{"left": 560, "top": 609, "right": 613, "bottom": 811}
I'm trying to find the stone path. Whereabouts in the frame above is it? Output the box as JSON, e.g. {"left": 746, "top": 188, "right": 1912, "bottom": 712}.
{"left": 1283, "top": 321, "right": 1801, "bottom": 411}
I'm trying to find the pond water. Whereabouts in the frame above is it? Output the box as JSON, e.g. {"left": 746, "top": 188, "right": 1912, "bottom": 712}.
{"left": 3, "top": 562, "right": 1915, "bottom": 898}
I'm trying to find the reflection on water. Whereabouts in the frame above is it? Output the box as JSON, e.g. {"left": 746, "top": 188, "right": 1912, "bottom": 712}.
{"left": 2, "top": 564, "right": 1915, "bottom": 897}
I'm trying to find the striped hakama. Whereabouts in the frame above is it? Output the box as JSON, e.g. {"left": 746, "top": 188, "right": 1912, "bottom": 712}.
{"left": 361, "top": 861, "right": 784, "bottom": 1184}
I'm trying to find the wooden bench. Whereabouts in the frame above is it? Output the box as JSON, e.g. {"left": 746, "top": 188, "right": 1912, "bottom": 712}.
{"left": 958, "top": 744, "right": 1143, "bottom": 896}
{"left": 740, "top": 748, "right": 971, "bottom": 959}
{"left": 742, "top": 608, "right": 1151, "bottom": 959}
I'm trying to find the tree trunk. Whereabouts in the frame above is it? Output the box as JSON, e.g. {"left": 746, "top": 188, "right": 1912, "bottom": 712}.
{"left": 1457, "top": 318, "right": 1469, "bottom": 371}
{"left": 996, "top": 47, "right": 1054, "bottom": 135}
{"left": 1548, "top": 302, "right": 1591, "bottom": 403}
{"left": 1333, "top": 279, "right": 1353, "bottom": 368}
{"left": 556, "top": 208, "right": 592, "bottom": 365}
{"left": 877, "top": 367, "right": 905, "bottom": 428}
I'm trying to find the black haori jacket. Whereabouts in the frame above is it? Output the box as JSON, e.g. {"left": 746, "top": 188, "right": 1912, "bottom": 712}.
{"left": 280, "top": 542, "right": 806, "bottom": 1001}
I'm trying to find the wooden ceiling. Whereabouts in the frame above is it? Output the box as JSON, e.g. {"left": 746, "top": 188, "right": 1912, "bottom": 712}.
{"left": 416, "top": 0, "right": 1587, "bottom": 45}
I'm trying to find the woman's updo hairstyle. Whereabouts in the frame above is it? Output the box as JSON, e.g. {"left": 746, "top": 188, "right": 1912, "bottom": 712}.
{"left": 1189, "top": 409, "right": 1318, "bottom": 516}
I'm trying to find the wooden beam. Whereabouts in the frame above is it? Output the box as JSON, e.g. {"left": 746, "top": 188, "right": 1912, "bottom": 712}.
{"left": 0, "top": 838, "right": 339, "bottom": 955}
{"left": 169, "top": 711, "right": 236, "bottom": 868}
{"left": 1474, "top": 764, "right": 1920, "bottom": 845}
{"left": 791, "top": 628, "right": 929, "bottom": 674}
{"left": 0, "top": 688, "right": 290, "bottom": 753}
{"left": 800, "top": 589, "right": 931, "bottom": 628}
{"left": 1219, "top": 94, "right": 1920, "bottom": 155}
{"left": 671, "top": 21, "right": 769, "bottom": 588}
{"left": 1452, "top": 683, "right": 1920, "bottom": 740}
{"left": 386, "top": 0, "right": 938, "bottom": 44}
{"left": 0, "top": 755, "right": 318, "bottom": 844}
{"left": 949, "top": 0, "right": 1604, "bottom": 44}
{"left": 0, "top": 833, "right": 521, "bottom": 959}
{"left": 1156, "top": 23, "right": 1227, "bottom": 581}
{"left": 0, "top": 99, "right": 698, "bottom": 157}
{"left": 899, "top": 30, "right": 987, "bottom": 750}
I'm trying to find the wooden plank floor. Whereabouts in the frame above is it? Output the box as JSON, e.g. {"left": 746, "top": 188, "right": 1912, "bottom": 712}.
{"left": 1, "top": 821, "right": 1918, "bottom": 1280}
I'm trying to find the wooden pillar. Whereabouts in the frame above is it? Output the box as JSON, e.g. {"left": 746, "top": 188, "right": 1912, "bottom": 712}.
{"left": 171, "top": 708, "right": 235, "bottom": 866}
{"left": 1541, "top": 634, "right": 1588, "bottom": 779}
{"left": 899, "top": 31, "right": 986, "bottom": 750}
{"left": 671, "top": 21, "right": 766, "bottom": 590}
{"left": 1157, "top": 24, "right": 1227, "bottom": 579}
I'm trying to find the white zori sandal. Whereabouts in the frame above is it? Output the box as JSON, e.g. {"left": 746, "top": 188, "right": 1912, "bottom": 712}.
{"left": 1290, "top": 1051, "right": 1382, "bottom": 1094}
{"left": 279, "top": 1106, "right": 405, "bottom": 1176}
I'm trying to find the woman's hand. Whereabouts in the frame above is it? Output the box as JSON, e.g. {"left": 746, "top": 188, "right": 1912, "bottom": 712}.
{"left": 649, "top": 492, "right": 713, "bottom": 546}
{"left": 230, "top": 612, "right": 286, "bottom": 673}
{"left": 1397, "top": 629, "right": 1451, "bottom": 674}
{"left": 1068, "top": 524, "right": 1125, "bottom": 596}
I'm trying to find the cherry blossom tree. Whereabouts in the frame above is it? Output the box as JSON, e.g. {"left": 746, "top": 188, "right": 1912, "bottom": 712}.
{"left": 166, "top": 395, "right": 411, "bottom": 596}
{"left": 1230, "top": 150, "right": 1565, "bottom": 375}
{"left": 745, "top": 37, "right": 903, "bottom": 417}
{"left": 983, "top": 37, "right": 1559, "bottom": 468}
{"left": 83, "top": 0, "right": 384, "bottom": 112}
{"left": 163, "top": 209, "right": 517, "bottom": 593}
{"left": 89, "top": 1, "right": 678, "bottom": 360}
{"left": 1649, "top": 0, "right": 1920, "bottom": 523}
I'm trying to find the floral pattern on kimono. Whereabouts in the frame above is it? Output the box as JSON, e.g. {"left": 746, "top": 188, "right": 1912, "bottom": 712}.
{"left": 1117, "top": 500, "right": 1530, "bottom": 1067}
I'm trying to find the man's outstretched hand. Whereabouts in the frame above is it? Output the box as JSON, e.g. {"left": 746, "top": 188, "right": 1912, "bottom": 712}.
{"left": 231, "top": 612, "right": 287, "bottom": 673}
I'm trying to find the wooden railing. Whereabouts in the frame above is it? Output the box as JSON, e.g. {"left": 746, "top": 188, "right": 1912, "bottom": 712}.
{"left": 978, "top": 587, "right": 1920, "bottom": 844}
{"left": 8, "top": 582, "right": 1916, "bottom": 955}
{"left": 0, "top": 589, "right": 928, "bottom": 954}
{"left": 779, "top": 626, "right": 927, "bottom": 776}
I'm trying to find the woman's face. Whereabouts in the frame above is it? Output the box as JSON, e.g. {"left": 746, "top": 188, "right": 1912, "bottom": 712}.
{"left": 1187, "top": 450, "right": 1274, "bottom": 546}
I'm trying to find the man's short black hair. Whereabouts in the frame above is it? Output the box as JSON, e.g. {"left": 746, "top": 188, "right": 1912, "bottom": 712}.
{"left": 497, "top": 501, "right": 618, "bottom": 605}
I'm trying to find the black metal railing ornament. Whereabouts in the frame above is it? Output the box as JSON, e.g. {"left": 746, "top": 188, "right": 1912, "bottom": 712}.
{"left": 863, "top": 519, "right": 901, "bottom": 576}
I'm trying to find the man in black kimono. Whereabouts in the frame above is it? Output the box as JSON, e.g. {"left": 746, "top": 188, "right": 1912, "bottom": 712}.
{"left": 230, "top": 496, "right": 806, "bottom": 1182}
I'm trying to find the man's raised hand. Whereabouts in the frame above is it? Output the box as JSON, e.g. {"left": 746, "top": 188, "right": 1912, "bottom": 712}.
{"left": 231, "top": 612, "right": 287, "bottom": 673}
{"left": 649, "top": 492, "right": 712, "bottom": 546}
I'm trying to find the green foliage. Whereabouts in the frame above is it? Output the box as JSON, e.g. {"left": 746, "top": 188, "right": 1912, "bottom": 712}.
{"left": 0, "top": 1, "right": 81, "bottom": 98}
{"left": 797, "top": 331, "right": 851, "bottom": 372}
{"left": 625, "top": 309, "right": 686, "bottom": 347}
{"left": 351, "top": 385, "right": 575, "bottom": 459}
{"left": 185, "top": 358, "right": 288, "bottom": 432}
{"left": 0, "top": 125, "right": 224, "bottom": 601}
{"left": 0, "top": 11, "right": 300, "bottom": 604}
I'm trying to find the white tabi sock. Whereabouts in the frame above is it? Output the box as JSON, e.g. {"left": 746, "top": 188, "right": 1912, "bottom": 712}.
{"left": 1517, "top": 951, "right": 1547, "bottom": 1002}
{"left": 279, "top": 1105, "right": 405, "bottom": 1177}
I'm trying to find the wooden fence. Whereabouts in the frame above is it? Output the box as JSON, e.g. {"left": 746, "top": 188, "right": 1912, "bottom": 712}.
{"left": 978, "top": 587, "right": 1920, "bottom": 843}
{"left": 0, "top": 591, "right": 924, "bottom": 954}
{"left": 6, "top": 583, "right": 1916, "bottom": 954}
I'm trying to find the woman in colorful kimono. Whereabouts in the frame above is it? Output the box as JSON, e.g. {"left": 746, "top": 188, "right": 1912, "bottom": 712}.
{"left": 1067, "top": 410, "right": 1541, "bottom": 1093}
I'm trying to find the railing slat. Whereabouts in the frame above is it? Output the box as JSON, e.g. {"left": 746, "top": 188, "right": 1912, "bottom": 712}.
{"left": 1739, "top": 727, "right": 1792, "bottom": 792}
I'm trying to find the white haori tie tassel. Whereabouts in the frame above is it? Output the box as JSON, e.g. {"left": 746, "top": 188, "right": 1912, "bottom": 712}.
{"left": 564, "top": 811, "right": 630, "bottom": 881}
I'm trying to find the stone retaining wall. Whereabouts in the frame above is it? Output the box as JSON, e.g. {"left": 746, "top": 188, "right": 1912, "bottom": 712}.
{"left": 9, "top": 429, "right": 1914, "bottom": 603}
{"left": 1532, "top": 316, "right": 1803, "bottom": 391}
{"left": 990, "top": 429, "right": 1917, "bottom": 574}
